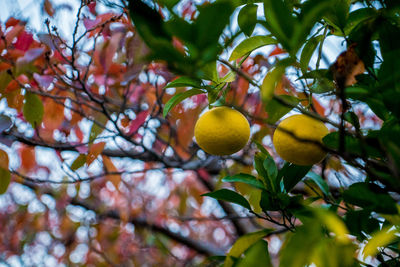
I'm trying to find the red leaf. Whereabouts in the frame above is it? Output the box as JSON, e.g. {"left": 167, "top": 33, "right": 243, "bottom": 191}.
{"left": 128, "top": 110, "right": 149, "bottom": 135}
{"left": 5, "top": 17, "right": 20, "bottom": 28}
{"left": 268, "top": 46, "right": 286, "bottom": 57}
{"left": 14, "top": 32, "right": 33, "bottom": 51}
{"left": 88, "top": 2, "right": 97, "bottom": 14}
{"left": 0, "top": 62, "right": 12, "bottom": 72}
{"left": 87, "top": 142, "right": 105, "bottom": 166}
{"left": 83, "top": 18, "right": 101, "bottom": 31}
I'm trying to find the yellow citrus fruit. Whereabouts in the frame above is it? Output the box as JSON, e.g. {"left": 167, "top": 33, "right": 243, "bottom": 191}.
{"left": 272, "top": 114, "right": 329, "bottom": 166}
{"left": 194, "top": 106, "right": 250, "bottom": 155}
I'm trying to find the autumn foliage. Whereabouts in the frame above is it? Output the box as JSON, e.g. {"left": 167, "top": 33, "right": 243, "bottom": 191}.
{"left": 0, "top": 0, "right": 400, "bottom": 266}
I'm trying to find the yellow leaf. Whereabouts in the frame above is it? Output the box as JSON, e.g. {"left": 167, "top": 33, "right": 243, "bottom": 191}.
{"left": 363, "top": 227, "right": 399, "bottom": 259}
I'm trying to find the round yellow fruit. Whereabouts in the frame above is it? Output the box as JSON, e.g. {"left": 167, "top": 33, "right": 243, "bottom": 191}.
{"left": 194, "top": 106, "right": 250, "bottom": 155}
{"left": 272, "top": 114, "right": 329, "bottom": 166}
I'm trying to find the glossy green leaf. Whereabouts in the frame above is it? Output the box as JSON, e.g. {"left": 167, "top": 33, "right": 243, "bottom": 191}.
{"left": 345, "top": 210, "right": 380, "bottom": 241}
{"left": 343, "top": 182, "right": 398, "bottom": 214}
{"left": 280, "top": 163, "right": 312, "bottom": 192}
{"left": 264, "top": 95, "right": 300, "bottom": 124}
{"left": 323, "top": 132, "right": 383, "bottom": 158}
{"left": 128, "top": 0, "right": 171, "bottom": 47}
{"left": 259, "top": 190, "right": 279, "bottom": 211}
{"left": 229, "top": 36, "right": 277, "bottom": 61}
{"left": 0, "top": 167, "right": 10, "bottom": 194}
{"left": 323, "top": 0, "right": 349, "bottom": 31}
{"left": 202, "top": 189, "right": 252, "bottom": 210}
{"left": 263, "top": 155, "right": 278, "bottom": 191}
{"left": 222, "top": 173, "right": 265, "bottom": 189}
{"left": 263, "top": 0, "right": 296, "bottom": 51}
{"left": 224, "top": 229, "right": 272, "bottom": 267}
{"left": 164, "top": 77, "right": 202, "bottom": 89}
{"left": 163, "top": 89, "right": 205, "bottom": 117}
{"left": 195, "top": 1, "right": 234, "bottom": 48}
{"left": 306, "top": 172, "right": 330, "bottom": 196}
{"left": 236, "top": 240, "right": 273, "bottom": 267}
{"left": 300, "top": 35, "right": 323, "bottom": 71}
{"left": 343, "top": 111, "right": 360, "bottom": 130}
{"left": 294, "top": 0, "right": 332, "bottom": 48}
{"left": 23, "top": 92, "right": 44, "bottom": 128}
{"left": 238, "top": 4, "right": 258, "bottom": 36}
{"left": 254, "top": 152, "right": 273, "bottom": 191}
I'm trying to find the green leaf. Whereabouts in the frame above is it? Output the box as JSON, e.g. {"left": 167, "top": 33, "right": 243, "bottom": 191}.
{"left": 310, "top": 78, "right": 335, "bottom": 94}
{"left": 202, "top": 189, "right": 252, "bottom": 210}
{"left": 363, "top": 227, "right": 399, "bottom": 260}
{"left": 128, "top": 0, "right": 171, "bottom": 47}
{"left": 306, "top": 172, "right": 330, "bottom": 196}
{"left": 254, "top": 152, "right": 273, "bottom": 191}
{"left": 238, "top": 4, "right": 258, "bottom": 36}
{"left": 263, "top": 0, "right": 296, "bottom": 51}
{"left": 343, "top": 7, "right": 377, "bottom": 36}
{"left": 300, "top": 35, "right": 323, "bottom": 71}
{"left": 345, "top": 210, "right": 380, "bottom": 241}
{"left": 89, "top": 114, "right": 107, "bottom": 143}
{"left": 224, "top": 229, "right": 272, "bottom": 267}
{"left": 260, "top": 190, "right": 279, "bottom": 211}
{"left": 219, "top": 71, "right": 236, "bottom": 83}
{"left": 343, "top": 182, "right": 398, "bottom": 214}
{"left": 23, "top": 92, "right": 44, "bottom": 128}
{"left": 0, "top": 167, "right": 11, "bottom": 194}
{"left": 71, "top": 154, "right": 87, "bottom": 171}
{"left": 261, "top": 66, "right": 285, "bottom": 103}
{"left": 157, "top": 0, "right": 180, "bottom": 9}
{"left": 263, "top": 155, "right": 278, "bottom": 190}
{"left": 264, "top": 95, "right": 300, "bottom": 124}
{"left": 236, "top": 240, "right": 273, "bottom": 267}
{"left": 323, "top": 132, "right": 383, "bottom": 158}
{"left": 295, "top": 0, "right": 332, "bottom": 48}
{"left": 323, "top": 0, "right": 349, "bottom": 31}
{"left": 163, "top": 88, "right": 205, "bottom": 117}
{"left": 279, "top": 220, "right": 323, "bottom": 267}
{"left": 164, "top": 77, "right": 202, "bottom": 89}
{"left": 222, "top": 173, "right": 265, "bottom": 189}
{"left": 298, "top": 68, "right": 330, "bottom": 80}
{"left": 343, "top": 111, "right": 360, "bottom": 130}
{"left": 280, "top": 163, "right": 312, "bottom": 192}
{"left": 195, "top": 1, "right": 234, "bottom": 49}
{"left": 229, "top": 36, "right": 277, "bottom": 61}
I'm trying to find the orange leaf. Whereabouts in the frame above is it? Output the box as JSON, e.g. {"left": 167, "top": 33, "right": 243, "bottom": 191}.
{"left": 43, "top": 98, "right": 65, "bottom": 130}
{"left": 44, "top": 0, "right": 55, "bottom": 17}
{"left": 19, "top": 145, "right": 35, "bottom": 171}
{"left": 102, "top": 155, "right": 120, "bottom": 188}
{"left": 87, "top": 142, "right": 106, "bottom": 166}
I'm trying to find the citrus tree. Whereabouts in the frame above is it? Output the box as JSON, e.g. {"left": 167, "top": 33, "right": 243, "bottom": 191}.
{"left": 0, "top": 0, "right": 400, "bottom": 266}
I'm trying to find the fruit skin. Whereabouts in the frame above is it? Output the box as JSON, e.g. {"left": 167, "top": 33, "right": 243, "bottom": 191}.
{"left": 272, "top": 114, "right": 329, "bottom": 166}
{"left": 194, "top": 106, "right": 250, "bottom": 156}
